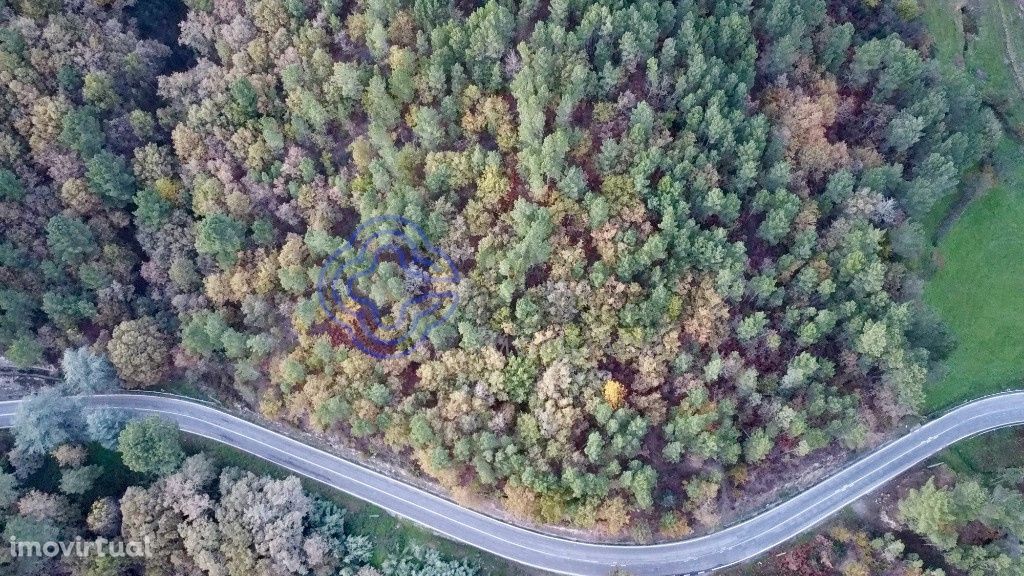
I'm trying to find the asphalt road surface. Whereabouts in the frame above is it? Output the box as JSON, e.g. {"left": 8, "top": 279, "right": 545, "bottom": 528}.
{"left": 1, "top": 391, "right": 1022, "bottom": 576}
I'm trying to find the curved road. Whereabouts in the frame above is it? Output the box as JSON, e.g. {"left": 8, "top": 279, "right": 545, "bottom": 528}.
{"left": 1, "top": 392, "right": 1022, "bottom": 575}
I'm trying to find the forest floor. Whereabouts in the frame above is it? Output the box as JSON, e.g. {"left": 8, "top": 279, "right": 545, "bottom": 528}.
{"left": 920, "top": 0, "right": 1024, "bottom": 416}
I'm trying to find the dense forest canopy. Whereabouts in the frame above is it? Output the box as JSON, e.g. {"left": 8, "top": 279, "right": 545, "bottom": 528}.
{"left": 0, "top": 0, "right": 1000, "bottom": 537}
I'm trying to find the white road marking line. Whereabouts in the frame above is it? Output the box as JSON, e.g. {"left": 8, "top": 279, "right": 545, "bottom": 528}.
{"left": 1, "top": 392, "right": 1023, "bottom": 576}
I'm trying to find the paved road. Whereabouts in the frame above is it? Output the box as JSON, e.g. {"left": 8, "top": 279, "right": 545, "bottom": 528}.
{"left": 1, "top": 392, "right": 1022, "bottom": 576}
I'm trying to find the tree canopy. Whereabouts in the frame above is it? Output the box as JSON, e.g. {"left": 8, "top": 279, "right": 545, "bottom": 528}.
{"left": 0, "top": 0, "right": 997, "bottom": 537}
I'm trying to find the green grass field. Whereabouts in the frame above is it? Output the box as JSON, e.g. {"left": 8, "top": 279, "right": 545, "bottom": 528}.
{"left": 966, "top": 0, "right": 1024, "bottom": 130}
{"left": 920, "top": 0, "right": 1024, "bottom": 413}
{"left": 939, "top": 426, "right": 1024, "bottom": 473}
{"left": 922, "top": 0, "right": 1024, "bottom": 129}
{"left": 923, "top": 138, "right": 1024, "bottom": 411}
{"left": 919, "top": 179, "right": 963, "bottom": 242}
{"left": 921, "top": 0, "right": 966, "bottom": 67}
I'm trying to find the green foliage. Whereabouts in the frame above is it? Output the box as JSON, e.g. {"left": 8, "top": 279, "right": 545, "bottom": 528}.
{"left": 0, "top": 168, "right": 24, "bottom": 200}
{"left": 82, "top": 72, "right": 120, "bottom": 110}
{"left": 61, "top": 347, "right": 121, "bottom": 394}
{"left": 0, "top": 473, "right": 19, "bottom": 508}
{"left": 501, "top": 355, "right": 537, "bottom": 404}
{"left": 620, "top": 463, "right": 657, "bottom": 510}
{"left": 85, "top": 151, "right": 136, "bottom": 207}
{"left": 107, "top": 317, "right": 170, "bottom": 388}
{"left": 46, "top": 214, "right": 97, "bottom": 266}
{"left": 662, "top": 386, "right": 742, "bottom": 466}
{"left": 117, "top": 416, "right": 185, "bottom": 476}
{"left": 899, "top": 478, "right": 958, "bottom": 550}
{"left": 5, "top": 334, "right": 43, "bottom": 368}
{"left": 0, "top": 0, "right": 1001, "bottom": 538}
{"left": 181, "top": 311, "right": 225, "bottom": 357}
{"left": 86, "top": 408, "right": 131, "bottom": 450}
{"left": 42, "top": 290, "right": 96, "bottom": 329}
{"left": 12, "top": 388, "right": 84, "bottom": 457}
{"left": 229, "top": 77, "right": 259, "bottom": 118}
{"left": 743, "top": 428, "right": 774, "bottom": 464}
{"left": 382, "top": 544, "right": 478, "bottom": 576}
{"left": 195, "top": 213, "right": 246, "bottom": 267}
{"left": 60, "top": 107, "right": 104, "bottom": 157}
{"left": 409, "top": 413, "right": 436, "bottom": 448}
{"left": 891, "top": 459, "right": 1024, "bottom": 575}
{"left": 133, "top": 187, "right": 173, "bottom": 230}
{"left": 59, "top": 465, "right": 103, "bottom": 495}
